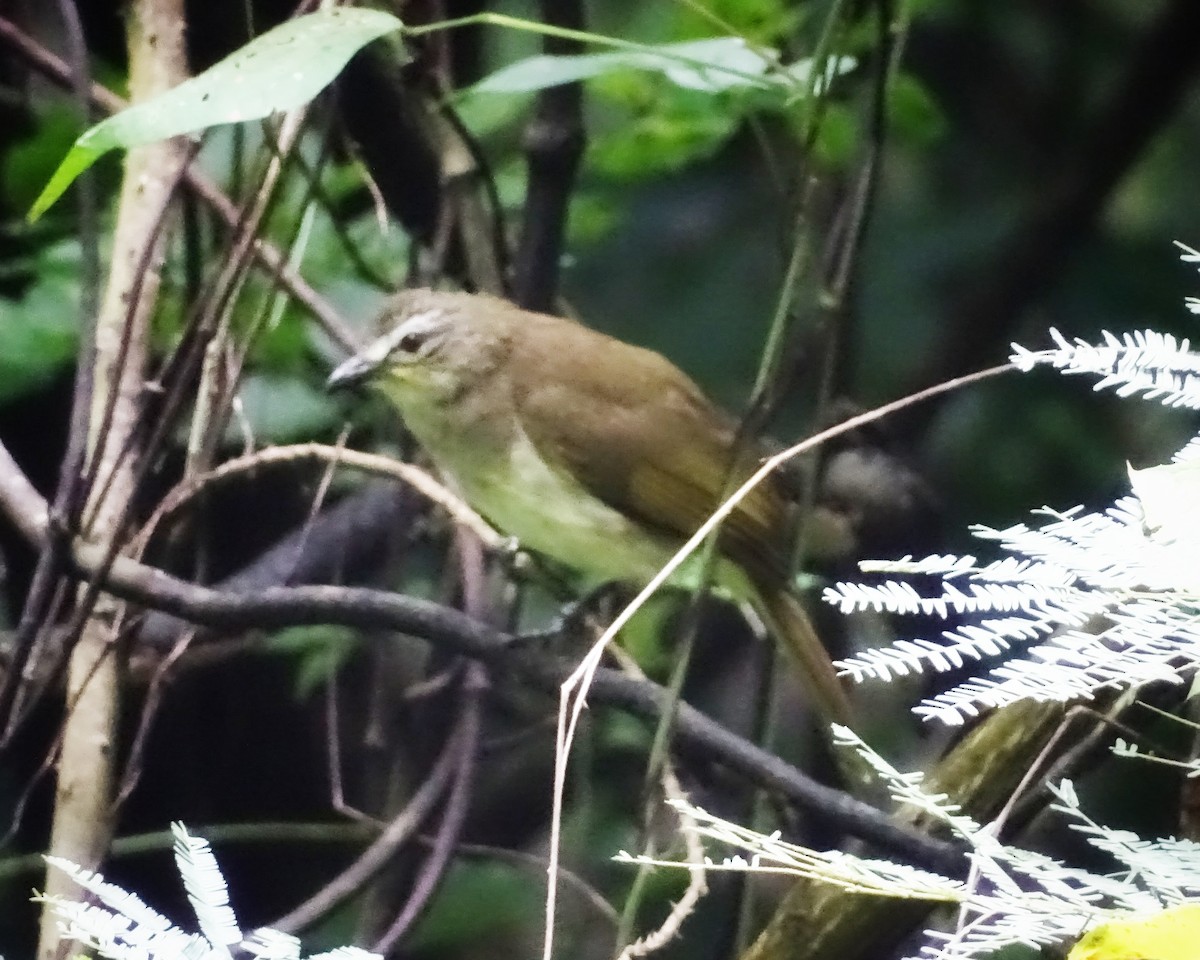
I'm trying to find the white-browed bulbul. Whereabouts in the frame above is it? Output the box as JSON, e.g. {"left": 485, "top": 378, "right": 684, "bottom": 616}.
{"left": 327, "top": 289, "right": 851, "bottom": 722}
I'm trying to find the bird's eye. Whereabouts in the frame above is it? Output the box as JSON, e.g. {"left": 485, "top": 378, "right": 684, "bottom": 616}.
{"left": 397, "top": 331, "right": 425, "bottom": 354}
{"left": 388, "top": 309, "right": 446, "bottom": 359}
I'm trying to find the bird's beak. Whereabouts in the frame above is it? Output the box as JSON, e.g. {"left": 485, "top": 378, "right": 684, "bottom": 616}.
{"left": 326, "top": 353, "right": 380, "bottom": 391}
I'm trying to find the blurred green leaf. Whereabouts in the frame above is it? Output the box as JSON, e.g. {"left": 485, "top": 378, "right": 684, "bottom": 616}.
{"left": 229, "top": 373, "right": 341, "bottom": 445}
{"left": 810, "top": 102, "right": 861, "bottom": 168}
{"left": 617, "top": 593, "right": 688, "bottom": 679}
{"left": 0, "top": 240, "right": 83, "bottom": 404}
{"left": 263, "top": 625, "right": 359, "bottom": 699}
{"left": 245, "top": 309, "right": 311, "bottom": 373}
{"left": 571, "top": 44, "right": 853, "bottom": 180}
{"left": 567, "top": 191, "right": 622, "bottom": 244}
{"left": 598, "top": 711, "right": 654, "bottom": 754}
{"left": 454, "top": 88, "right": 529, "bottom": 138}
{"left": 471, "top": 37, "right": 777, "bottom": 95}
{"left": 589, "top": 83, "right": 739, "bottom": 178}
{"left": 2, "top": 105, "right": 84, "bottom": 211}
{"left": 888, "top": 73, "right": 947, "bottom": 145}
{"left": 672, "top": 0, "right": 802, "bottom": 42}
{"left": 408, "top": 861, "right": 541, "bottom": 952}
{"left": 30, "top": 8, "right": 404, "bottom": 220}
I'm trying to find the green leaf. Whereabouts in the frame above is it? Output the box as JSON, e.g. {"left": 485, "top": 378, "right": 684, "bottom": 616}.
{"left": 263, "top": 625, "right": 359, "bottom": 699}
{"left": 2, "top": 104, "right": 85, "bottom": 210}
{"left": 674, "top": 0, "right": 801, "bottom": 42}
{"left": 29, "top": 8, "right": 404, "bottom": 220}
{"left": 586, "top": 72, "right": 740, "bottom": 179}
{"left": 408, "top": 861, "right": 540, "bottom": 951}
{"left": 228, "top": 373, "right": 341, "bottom": 445}
{"left": 810, "top": 102, "right": 860, "bottom": 169}
{"left": 0, "top": 240, "right": 85, "bottom": 403}
{"left": 887, "top": 73, "right": 946, "bottom": 145}
{"left": 470, "top": 37, "right": 777, "bottom": 95}
{"left": 616, "top": 593, "right": 682, "bottom": 678}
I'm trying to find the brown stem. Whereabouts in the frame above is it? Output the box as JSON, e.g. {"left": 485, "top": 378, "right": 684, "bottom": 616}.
{"left": 35, "top": 0, "right": 188, "bottom": 956}
{"left": 374, "top": 663, "right": 485, "bottom": 952}
{"left": 270, "top": 715, "right": 465, "bottom": 934}
{"left": 511, "top": 0, "right": 586, "bottom": 311}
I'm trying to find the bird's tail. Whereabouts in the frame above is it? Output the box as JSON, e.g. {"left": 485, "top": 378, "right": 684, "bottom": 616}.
{"left": 754, "top": 584, "right": 853, "bottom": 725}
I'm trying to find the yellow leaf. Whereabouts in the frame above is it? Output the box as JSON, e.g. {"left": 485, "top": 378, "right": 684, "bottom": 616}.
{"left": 1068, "top": 903, "right": 1200, "bottom": 960}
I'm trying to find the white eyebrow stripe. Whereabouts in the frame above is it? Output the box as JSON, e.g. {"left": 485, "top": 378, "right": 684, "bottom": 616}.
{"left": 363, "top": 308, "right": 447, "bottom": 364}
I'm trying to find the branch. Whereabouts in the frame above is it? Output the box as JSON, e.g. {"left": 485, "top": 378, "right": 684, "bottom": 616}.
{"left": 511, "top": 0, "right": 586, "bottom": 310}
{"left": 0, "top": 440, "right": 960, "bottom": 874}
{"left": 137, "top": 480, "right": 411, "bottom": 649}
{"left": 126, "top": 579, "right": 960, "bottom": 870}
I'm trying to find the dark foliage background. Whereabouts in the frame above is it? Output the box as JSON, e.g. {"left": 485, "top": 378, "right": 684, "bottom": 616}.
{"left": 1, "top": 0, "right": 1199, "bottom": 958}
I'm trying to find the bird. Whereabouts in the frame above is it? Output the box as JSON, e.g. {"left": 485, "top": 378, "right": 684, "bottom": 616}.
{"left": 327, "top": 288, "right": 851, "bottom": 722}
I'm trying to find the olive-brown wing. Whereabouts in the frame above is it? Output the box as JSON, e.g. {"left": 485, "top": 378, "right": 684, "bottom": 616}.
{"left": 510, "top": 316, "right": 793, "bottom": 585}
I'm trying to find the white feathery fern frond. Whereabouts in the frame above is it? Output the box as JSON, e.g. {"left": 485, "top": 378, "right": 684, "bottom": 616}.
{"left": 173, "top": 822, "right": 242, "bottom": 954}
{"left": 830, "top": 469, "right": 1200, "bottom": 724}
{"left": 857, "top": 554, "right": 983, "bottom": 578}
{"left": 244, "top": 928, "right": 303, "bottom": 959}
{"left": 827, "top": 577, "right": 1086, "bottom": 620}
{"left": 831, "top": 253, "right": 1200, "bottom": 721}
{"left": 834, "top": 611, "right": 1069, "bottom": 684}
{"left": 1048, "top": 781, "right": 1200, "bottom": 904}
{"left": 41, "top": 855, "right": 178, "bottom": 937}
{"left": 1172, "top": 435, "right": 1200, "bottom": 462}
{"left": 35, "top": 890, "right": 208, "bottom": 960}
{"left": 1176, "top": 240, "right": 1200, "bottom": 265}
{"left": 634, "top": 249, "right": 1200, "bottom": 958}
{"left": 954, "top": 556, "right": 1079, "bottom": 587}
{"left": 616, "top": 797, "right": 966, "bottom": 904}
{"left": 829, "top": 727, "right": 987, "bottom": 842}
{"left": 39, "top": 826, "right": 383, "bottom": 960}
{"left": 1012, "top": 328, "right": 1200, "bottom": 409}
{"left": 1111, "top": 736, "right": 1200, "bottom": 775}
{"left": 624, "top": 730, "right": 1200, "bottom": 959}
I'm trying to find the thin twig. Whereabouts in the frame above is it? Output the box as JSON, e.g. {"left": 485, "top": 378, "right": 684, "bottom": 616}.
{"left": 131, "top": 442, "right": 502, "bottom": 554}
{"left": 610, "top": 647, "right": 707, "bottom": 960}
{"left": 0, "top": 0, "right": 103, "bottom": 741}
{"left": 114, "top": 629, "right": 195, "bottom": 807}
{"left": 270, "top": 718, "right": 465, "bottom": 934}
{"left": 374, "top": 662, "right": 486, "bottom": 952}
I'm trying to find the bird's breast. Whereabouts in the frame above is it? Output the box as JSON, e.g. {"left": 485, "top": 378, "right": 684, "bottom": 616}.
{"left": 447, "top": 424, "right": 678, "bottom": 586}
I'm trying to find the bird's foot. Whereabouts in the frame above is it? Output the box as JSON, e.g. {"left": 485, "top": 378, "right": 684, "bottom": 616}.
{"left": 513, "top": 583, "right": 625, "bottom": 651}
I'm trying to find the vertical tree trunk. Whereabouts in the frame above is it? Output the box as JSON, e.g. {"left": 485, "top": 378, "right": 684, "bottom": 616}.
{"left": 36, "top": 0, "right": 188, "bottom": 956}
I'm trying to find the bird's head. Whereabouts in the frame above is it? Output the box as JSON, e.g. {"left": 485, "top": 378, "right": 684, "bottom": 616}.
{"left": 326, "top": 289, "right": 510, "bottom": 409}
